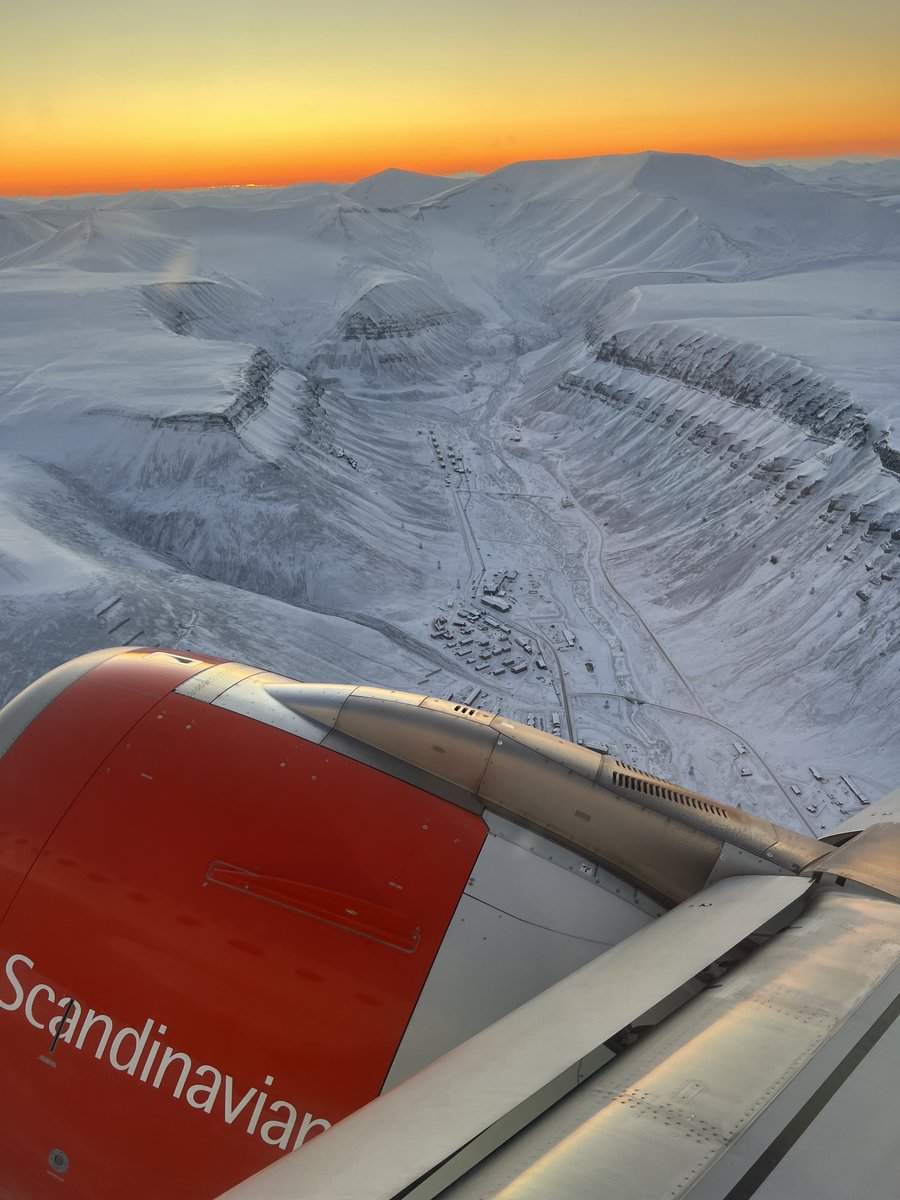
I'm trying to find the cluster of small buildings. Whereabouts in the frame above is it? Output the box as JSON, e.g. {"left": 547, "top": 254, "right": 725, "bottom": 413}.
{"left": 429, "top": 432, "right": 469, "bottom": 480}
{"left": 544, "top": 623, "right": 576, "bottom": 650}
{"left": 483, "top": 568, "right": 518, "bottom": 596}
{"left": 429, "top": 605, "right": 535, "bottom": 678}
{"left": 481, "top": 567, "right": 520, "bottom": 613}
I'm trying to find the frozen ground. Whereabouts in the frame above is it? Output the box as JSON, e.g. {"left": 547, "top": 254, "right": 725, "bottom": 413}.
{"left": 2, "top": 152, "right": 899, "bottom": 835}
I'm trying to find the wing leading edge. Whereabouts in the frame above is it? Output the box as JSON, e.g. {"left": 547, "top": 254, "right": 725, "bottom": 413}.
{"left": 215, "top": 811, "right": 900, "bottom": 1200}
{"left": 216, "top": 875, "right": 817, "bottom": 1200}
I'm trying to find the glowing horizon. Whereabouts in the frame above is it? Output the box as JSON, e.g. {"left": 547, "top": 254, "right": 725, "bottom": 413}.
{"left": 2, "top": 0, "right": 898, "bottom": 197}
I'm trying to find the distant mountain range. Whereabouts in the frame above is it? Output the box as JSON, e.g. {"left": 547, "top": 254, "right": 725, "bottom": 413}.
{"left": 1, "top": 152, "right": 898, "bottom": 824}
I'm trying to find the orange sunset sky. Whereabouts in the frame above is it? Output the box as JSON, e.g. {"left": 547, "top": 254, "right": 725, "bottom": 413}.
{"left": 2, "top": 0, "right": 898, "bottom": 196}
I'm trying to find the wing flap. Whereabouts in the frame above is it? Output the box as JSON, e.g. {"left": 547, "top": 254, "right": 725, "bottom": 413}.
{"left": 438, "top": 888, "right": 900, "bottom": 1200}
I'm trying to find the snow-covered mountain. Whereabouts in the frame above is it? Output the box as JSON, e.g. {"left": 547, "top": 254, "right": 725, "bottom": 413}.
{"left": 1, "top": 152, "right": 898, "bottom": 831}
{"left": 769, "top": 157, "right": 900, "bottom": 212}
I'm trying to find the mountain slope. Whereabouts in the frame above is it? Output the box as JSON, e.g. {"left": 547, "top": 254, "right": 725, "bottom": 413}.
{"left": 1, "top": 152, "right": 898, "bottom": 824}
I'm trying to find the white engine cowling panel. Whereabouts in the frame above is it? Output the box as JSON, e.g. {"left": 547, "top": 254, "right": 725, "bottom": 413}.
{"left": 384, "top": 813, "right": 662, "bottom": 1088}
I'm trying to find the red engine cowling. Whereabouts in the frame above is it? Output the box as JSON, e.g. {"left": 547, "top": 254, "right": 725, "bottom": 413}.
{"left": 0, "top": 649, "right": 487, "bottom": 1199}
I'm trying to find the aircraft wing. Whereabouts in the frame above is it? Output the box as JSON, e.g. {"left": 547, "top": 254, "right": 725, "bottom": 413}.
{"left": 216, "top": 823, "right": 900, "bottom": 1200}
{"left": 1, "top": 649, "right": 895, "bottom": 1199}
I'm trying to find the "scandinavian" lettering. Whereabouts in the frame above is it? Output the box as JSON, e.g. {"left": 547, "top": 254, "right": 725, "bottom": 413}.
{"left": 1, "top": 952, "right": 331, "bottom": 1151}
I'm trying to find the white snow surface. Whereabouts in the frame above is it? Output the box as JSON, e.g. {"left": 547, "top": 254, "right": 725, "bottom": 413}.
{"left": 2, "top": 152, "right": 899, "bottom": 834}
{"left": 766, "top": 158, "right": 900, "bottom": 216}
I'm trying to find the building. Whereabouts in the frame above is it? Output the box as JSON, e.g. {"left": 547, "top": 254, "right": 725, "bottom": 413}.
{"left": 481, "top": 595, "right": 511, "bottom": 613}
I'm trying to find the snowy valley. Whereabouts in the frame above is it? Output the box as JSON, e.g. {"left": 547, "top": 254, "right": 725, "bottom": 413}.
{"left": 1, "top": 151, "right": 899, "bottom": 834}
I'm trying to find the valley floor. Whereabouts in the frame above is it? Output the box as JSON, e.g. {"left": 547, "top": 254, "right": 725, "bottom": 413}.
{"left": 2, "top": 154, "right": 899, "bottom": 833}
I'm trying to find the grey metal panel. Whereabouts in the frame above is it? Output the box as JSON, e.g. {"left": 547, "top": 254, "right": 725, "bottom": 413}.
{"left": 437, "top": 888, "right": 900, "bottom": 1200}
{"left": 336, "top": 693, "right": 500, "bottom": 793}
{"left": 484, "top": 811, "right": 664, "bottom": 917}
{"left": 213, "top": 875, "right": 813, "bottom": 1200}
{"left": 488, "top": 715, "right": 605, "bottom": 783}
{"left": 420, "top": 696, "right": 496, "bottom": 727}
{"left": 684, "top": 958, "right": 900, "bottom": 1200}
{"left": 704, "top": 841, "right": 784, "bottom": 885}
{"left": 317, "top": 729, "right": 487, "bottom": 817}
{"left": 174, "top": 661, "right": 267, "bottom": 703}
{"left": 212, "top": 676, "right": 333, "bottom": 744}
{"left": 465, "top": 829, "right": 656, "bottom": 943}
{"left": 596, "top": 757, "right": 823, "bottom": 874}
{"left": 384, "top": 827, "right": 658, "bottom": 1089}
{"left": 748, "top": 985, "right": 900, "bottom": 1200}
{"left": 810, "top": 822, "right": 900, "bottom": 899}
{"left": 0, "top": 646, "right": 125, "bottom": 758}
{"left": 352, "top": 685, "right": 434, "bottom": 709}
{"left": 479, "top": 735, "right": 723, "bottom": 905}
{"left": 266, "top": 683, "right": 358, "bottom": 730}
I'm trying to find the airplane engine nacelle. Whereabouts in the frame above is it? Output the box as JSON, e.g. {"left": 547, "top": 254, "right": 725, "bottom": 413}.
{"left": 0, "top": 648, "right": 825, "bottom": 1199}
{"left": 0, "top": 649, "right": 489, "bottom": 1199}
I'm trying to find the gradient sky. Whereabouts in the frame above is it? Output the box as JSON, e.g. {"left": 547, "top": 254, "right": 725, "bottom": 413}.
{"left": 2, "top": 0, "right": 898, "bottom": 195}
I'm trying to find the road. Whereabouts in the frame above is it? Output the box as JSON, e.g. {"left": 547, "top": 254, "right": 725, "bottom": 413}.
{"left": 429, "top": 361, "right": 813, "bottom": 824}
{"left": 366, "top": 354, "right": 866, "bottom": 834}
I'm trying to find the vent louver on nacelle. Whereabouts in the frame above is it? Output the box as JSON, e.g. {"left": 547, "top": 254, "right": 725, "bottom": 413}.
{"left": 610, "top": 768, "right": 730, "bottom": 820}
